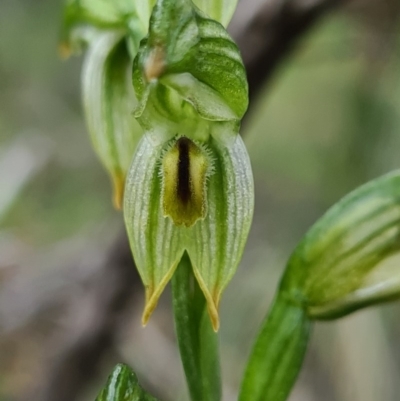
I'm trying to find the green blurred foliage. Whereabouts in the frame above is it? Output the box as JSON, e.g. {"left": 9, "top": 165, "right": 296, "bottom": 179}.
{"left": 0, "top": 0, "right": 116, "bottom": 245}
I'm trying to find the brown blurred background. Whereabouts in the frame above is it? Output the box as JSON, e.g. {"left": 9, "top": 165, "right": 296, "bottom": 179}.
{"left": 1, "top": 0, "right": 400, "bottom": 400}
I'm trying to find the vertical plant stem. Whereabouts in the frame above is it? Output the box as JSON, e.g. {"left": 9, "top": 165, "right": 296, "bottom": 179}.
{"left": 171, "top": 253, "right": 221, "bottom": 401}
{"left": 239, "top": 294, "right": 311, "bottom": 401}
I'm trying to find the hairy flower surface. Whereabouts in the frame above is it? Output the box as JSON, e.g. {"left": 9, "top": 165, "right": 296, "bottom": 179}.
{"left": 125, "top": 131, "right": 253, "bottom": 331}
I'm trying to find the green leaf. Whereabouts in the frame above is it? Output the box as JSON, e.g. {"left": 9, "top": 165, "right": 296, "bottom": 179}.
{"left": 172, "top": 254, "right": 221, "bottom": 401}
{"left": 82, "top": 31, "right": 142, "bottom": 208}
{"left": 96, "top": 364, "right": 158, "bottom": 401}
{"left": 132, "top": 0, "right": 248, "bottom": 125}
{"left": 192, "top": 0, "right": 239, "bottom": 27}
{"left": 239, "top": 296, "right": 311, "bottom": 401}
{"left": 282, "top": 170, "right": 400, "bottom": 319}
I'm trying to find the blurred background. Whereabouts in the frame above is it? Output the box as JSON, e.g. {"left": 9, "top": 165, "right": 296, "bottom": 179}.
{"left": 1, "top": 0, "right": 400, "bottom": 400}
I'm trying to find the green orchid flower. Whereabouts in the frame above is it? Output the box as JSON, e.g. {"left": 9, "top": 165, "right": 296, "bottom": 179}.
{"left": 123, "top": 0, "right": 253, "bottom": 330}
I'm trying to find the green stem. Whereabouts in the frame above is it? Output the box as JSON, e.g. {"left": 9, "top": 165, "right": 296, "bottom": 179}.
{"left": 239, "top": 294, "right": 311, "bottom": 401}
{"left": 171, "top": 253, "right": 221, "bottom": 401}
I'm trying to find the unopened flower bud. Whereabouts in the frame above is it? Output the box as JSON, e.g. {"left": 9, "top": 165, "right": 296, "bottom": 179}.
{"left": 283, "top": 171, "right": 400, "bottom": 319}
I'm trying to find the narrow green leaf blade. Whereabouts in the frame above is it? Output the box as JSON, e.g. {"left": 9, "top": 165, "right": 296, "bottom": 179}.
{"left": 96, "top": 364, "right": 158, "bottom": 401}
{"left": 239, "top": 296, "right": 311, "bottom": 401}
